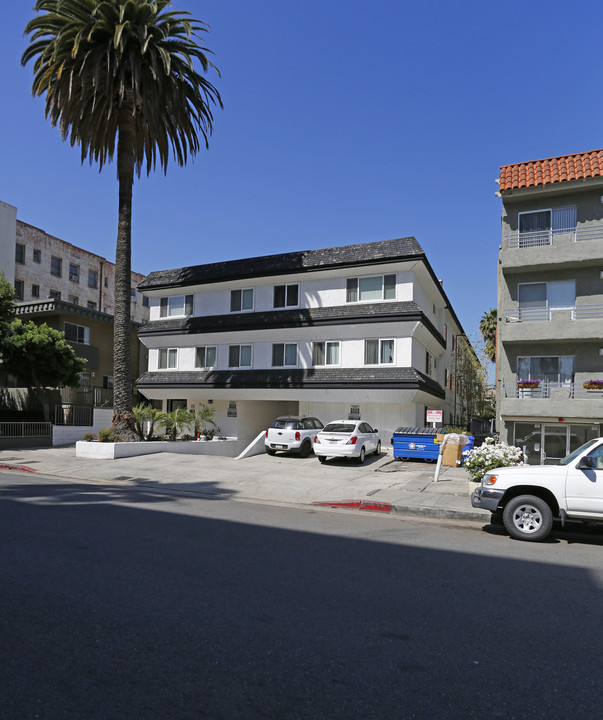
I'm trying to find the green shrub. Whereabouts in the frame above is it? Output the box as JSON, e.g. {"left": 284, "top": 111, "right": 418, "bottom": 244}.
{"left": 97, "top": 428, "right": 122, "bottom": 443}
{"left": 82, "top": 432, "right": 96, "bottom": 442}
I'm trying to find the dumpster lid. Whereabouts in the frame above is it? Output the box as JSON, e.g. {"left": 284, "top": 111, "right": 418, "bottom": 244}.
{"left": 393, "top": 426, "right": 445, "bottom": 436}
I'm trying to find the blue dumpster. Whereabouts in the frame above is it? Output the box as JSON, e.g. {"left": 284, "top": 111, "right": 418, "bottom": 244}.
{"left": 460, "top": 435, "right": 475, "bottom": 464}
{"left": 391, "top": 426, "right": 445, "bottom": 462}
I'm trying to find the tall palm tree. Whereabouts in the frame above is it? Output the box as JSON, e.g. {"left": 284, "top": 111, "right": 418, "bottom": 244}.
{"left": 479, "top": 308, "right": 497, "bottom": 363}
{"left": 22, "top": 0, "right": 222, "bottom": 438}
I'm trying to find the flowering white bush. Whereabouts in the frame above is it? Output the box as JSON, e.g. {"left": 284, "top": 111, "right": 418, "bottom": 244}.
{"left": 464, "top": 438, "right": 526, "bottom": 481}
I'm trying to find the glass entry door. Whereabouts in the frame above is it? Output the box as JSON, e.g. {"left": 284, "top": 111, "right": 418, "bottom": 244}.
{"left": 542, "top": 425, "right": 568, "bottom": 464}
{"left": 514, "top": 423, "right": 600, "bottom": 465}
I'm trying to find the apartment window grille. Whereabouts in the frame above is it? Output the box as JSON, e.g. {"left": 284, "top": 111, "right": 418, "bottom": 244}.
{"left": 364, "top": 339, "right": 394, "bottom": 364}
{"left": 272, "top": 343, "right": 297, "bottom": 367}
{"left": 158, "top": 348, "right": 178, "bottom": 369}
{"left": 64, "top": 322, "right": 90, "bottom": 345}
{"left": 103, "top": 375, "right": 114, "bottom": 389}
{"left": 312, "top": 341, "right": 340, "bottom": 366}
{"left": 15, "top": 243, "right": 25, "bottom": 264}
{"left": 195, "top": 346, "right": 217, "bottom": 368}
{"left": 230, "top": 288, "right": 253, "bottom": 312}
{"left": 273, "top": 284, "right": 299, "bottom": 308}
{"left": 346, "top": 274, "right": 396, "bottom": 303}
{"left": 78, "top": 372, "right": 91, "bottom": 387}
{"left": 51, "top": 256, "right": 62, "bottom": 277}
{"left": 88, "top": 269, "right": 98, "bottom": 288}
{"left": 159, "top": 295, "right": 194, "bottom": 318}
{"left": 228, "top": 344, "right": 252, "bottom": 368}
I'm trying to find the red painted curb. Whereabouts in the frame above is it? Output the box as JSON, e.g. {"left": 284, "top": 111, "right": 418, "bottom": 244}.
{"left": 312, "top": 499, "right": 392, "bottom": 513}
{"left": 0, "top": 464, "right": 37, "bottom": 473}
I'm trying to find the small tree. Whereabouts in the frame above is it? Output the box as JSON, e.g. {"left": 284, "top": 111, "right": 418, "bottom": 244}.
{"left": 132, "top": 403, "right": 160, "bottom": 441}
{"left": 190, "top": 404, "right": 217, "bottom": 439}
{"left": 453, "top": 334, "right": 494, "bottom": 428}
{"left": 1, "top": 319, "right": 86, "bottom": 387}
{"left": 157, "top": 407, "right": 193, "bottom": 441}
{"left": 0, "top": 271, "right": 16, "bottom": 327}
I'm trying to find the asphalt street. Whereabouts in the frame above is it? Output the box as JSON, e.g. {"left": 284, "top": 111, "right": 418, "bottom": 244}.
{"left": 2, "top": 471, "right": 603, "bottom": 719}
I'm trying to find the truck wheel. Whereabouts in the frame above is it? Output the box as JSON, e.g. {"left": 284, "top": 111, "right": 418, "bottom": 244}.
{"left": 299, "top": 440, "right": 312, "bottom": 458}
{"left": 503, "top": 495, "right": 553, "bottom": 542}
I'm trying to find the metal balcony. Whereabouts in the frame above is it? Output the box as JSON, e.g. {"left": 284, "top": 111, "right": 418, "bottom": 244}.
{"left": 505, "top": 224, "right": 603, "bottom": 249}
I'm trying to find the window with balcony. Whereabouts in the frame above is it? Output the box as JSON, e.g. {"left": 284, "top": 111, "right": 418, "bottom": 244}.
{"left": 69, "top": 263, "right": 80, "bottom": 282}
{"left": 64, "top": 322, "right": 90, "bottom": 345}
{"left": 346, "top": 274, "right": 396, "bottom": 303}
{"left": 514, "top": 206, "right": 577, "bottom": 247}
{"left": 158, "top": 348, "right": 178, "bottom": 369}
{"left": 195, "top": 346, "right": 217, "bottom": 368}
{"left": 228, "top": 344, "right": 252, "bottom": 368}
{"left": 230, "top": 288, "right": 253, "bottom": 312}
{"left": 515, "top": 280, "right": 576, "bottom": 321}
{"left": 15, "top": 243, "right": 25, "bottom": 264}
{"left": 159, "top": 295, "right": 194, "bottom": 317}
{"left": 273, "top": 284, "right": 299, "bottom": 308}
{"left": 312, "top": 341, "right": 340, "bottom": 366}
{"left": 364, "top": 339, "right": 394, "bottom": 364}
{"left": 272, "top": 343, "right": 297, "bottom": 367}
{"left": 517, "top": 355, "right": 574, "bottom": 385}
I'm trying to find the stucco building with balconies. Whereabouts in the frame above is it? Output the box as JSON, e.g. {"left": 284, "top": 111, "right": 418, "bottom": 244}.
{"left": 497, "top": 149, "right": 603, "bottom": 463}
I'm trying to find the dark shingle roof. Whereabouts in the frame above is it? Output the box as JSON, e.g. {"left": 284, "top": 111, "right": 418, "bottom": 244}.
{"left": 138, "top": 237, "right": 424, "bottom": 291}
{"left": 138, "top": 300, "right": 444, "bottom": 347}
{"left": 136, "top": 367, "right": 444, "bottom": 398}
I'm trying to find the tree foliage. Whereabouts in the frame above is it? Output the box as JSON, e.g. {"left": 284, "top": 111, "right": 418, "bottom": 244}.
{"left": 0, "top": 271, "right": 16, "bottom": 327}
{"left": 22, "top": 0, "right": 222, "bottom": 435}
{"left": 479, "top": 308, "right": 497, "bottom": 363}
{"left": 1, "top": 319, "right": 86, "bottom": 387}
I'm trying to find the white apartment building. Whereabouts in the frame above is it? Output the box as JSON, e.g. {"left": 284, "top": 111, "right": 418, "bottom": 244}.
{"left": 137, "top": 237, "right": 472, "bottom": 449}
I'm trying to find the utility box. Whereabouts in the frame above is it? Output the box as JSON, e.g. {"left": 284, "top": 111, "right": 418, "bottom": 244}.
{"left": 391, "top": 426, "right": 445, "bottom": 462}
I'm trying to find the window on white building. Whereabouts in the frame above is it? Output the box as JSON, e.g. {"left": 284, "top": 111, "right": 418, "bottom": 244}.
{"left": 230, "top": 288, "right": 253, "bottom": 312}
{"left": 346, "top": 274, "right": 396, "bottom": 303}
{"left": 273, "top": 284, "right": 299, "bottom": 308}
{"left": 64, "top": 322, "right": 90, "bottom": 345}
{"left": 312, "top": 341, "right": 340, "bottom": 366}
{"left": 158, "top": 348, "right": 178, "bottom": 369}
{"left": 159, "top": 295, "right": 194, "bottom": 317}
{"left": 364, "top": 339, "right": 394, "bottom": 364}
{"left": 195, "top": 346, "right": 217, "bottom": 368}
{"left": 228, "top": 344, "right": 252, "bottom": 368}
{"left": 272, "top": 343, "right": 297, "bottom": 367}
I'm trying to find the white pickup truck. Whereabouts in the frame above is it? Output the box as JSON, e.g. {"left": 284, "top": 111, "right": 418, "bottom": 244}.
{"left": 471, "top": 437, "right": 603, "bottom": 541}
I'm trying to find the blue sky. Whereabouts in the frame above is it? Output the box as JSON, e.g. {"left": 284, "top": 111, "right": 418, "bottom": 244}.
{"left": 2, "top": 1, "right": 603, "bottom": 341}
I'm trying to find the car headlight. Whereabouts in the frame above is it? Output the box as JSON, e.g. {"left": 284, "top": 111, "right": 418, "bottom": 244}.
{"left": 483, "top": 473, "right": 498, "bottom": 486}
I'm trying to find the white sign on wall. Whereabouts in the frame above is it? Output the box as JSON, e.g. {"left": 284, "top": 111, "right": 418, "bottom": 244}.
{"left": 426, "top": 410, "right": 442, "bottom": 424}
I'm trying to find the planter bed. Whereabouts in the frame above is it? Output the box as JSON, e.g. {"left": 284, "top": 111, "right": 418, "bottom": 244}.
{"left": 76, "top": 438, "right": 239, "bottom": 460}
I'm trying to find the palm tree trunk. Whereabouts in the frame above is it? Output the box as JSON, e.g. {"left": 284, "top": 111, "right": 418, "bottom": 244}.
{"left": 112, "top": 106, "right": 137, "bottom": 440}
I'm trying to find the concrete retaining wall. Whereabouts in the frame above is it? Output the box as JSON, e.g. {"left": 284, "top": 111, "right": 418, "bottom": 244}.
{"left": 76, "top": 438, "right": 241, "bottom": 459}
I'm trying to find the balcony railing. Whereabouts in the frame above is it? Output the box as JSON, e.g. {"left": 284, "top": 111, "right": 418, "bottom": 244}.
{"left": 505, "top": 224, "right": 603, "bottom": 248}
{"left": 502, "top": 380, "right": 603, "bottom": 399}
{"left": 504, "top": 304, "right": 603, "bottom": 322}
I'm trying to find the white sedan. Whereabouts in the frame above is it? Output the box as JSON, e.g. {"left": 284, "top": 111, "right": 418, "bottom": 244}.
{"left": 314, "top": 420, "right": 381, "bottom": 464}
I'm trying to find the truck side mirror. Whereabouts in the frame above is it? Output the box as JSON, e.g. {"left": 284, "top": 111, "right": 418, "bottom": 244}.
{"left": 577, "top": 456, "right": 594, "bottom": 469}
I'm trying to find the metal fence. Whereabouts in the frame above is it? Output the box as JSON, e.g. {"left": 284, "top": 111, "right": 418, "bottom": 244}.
{"left": 53, "top": 405, "right": 94, "bottom": 426}
{"left": 0, "top": 421, "right": 52, "bottom": 439}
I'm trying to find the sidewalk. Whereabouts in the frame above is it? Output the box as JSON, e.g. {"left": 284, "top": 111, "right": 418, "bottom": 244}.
{"left": 0, "top": 445, "right": 490, "bottom": 523}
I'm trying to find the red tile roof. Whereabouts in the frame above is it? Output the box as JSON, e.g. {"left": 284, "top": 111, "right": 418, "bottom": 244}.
{"left": 499, "top": 149, "right": 603, "bottom": 191}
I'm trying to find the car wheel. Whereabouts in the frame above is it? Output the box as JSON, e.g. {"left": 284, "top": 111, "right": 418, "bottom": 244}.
{"left": 357, "top": 446, "right": 366, "bottom": 464}
{"left": 299, "top": 440, "right": 312, "bottom": 458}
{"left": 374, "top": 440, "right": 381, "bottom": 456}
{"left": 266, "top": 447, "right": 277, "bottom": 456}
{"left": 503, "top": 495, "right": 553, "bottom": 542}
{"left": 318, "top": 455, "right": 327, "bottom": 464}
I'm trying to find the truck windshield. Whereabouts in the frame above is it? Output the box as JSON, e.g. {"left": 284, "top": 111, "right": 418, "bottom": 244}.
{"left": 558, "top": 438, "right": 601, "bottom": 465}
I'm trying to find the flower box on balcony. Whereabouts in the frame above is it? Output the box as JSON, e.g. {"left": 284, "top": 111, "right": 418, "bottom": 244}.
{"left": 517, "top": 380, "right": 540, "bottom": 389}
{"left": 583, "top": 381, "right": 603, "bottom": 390}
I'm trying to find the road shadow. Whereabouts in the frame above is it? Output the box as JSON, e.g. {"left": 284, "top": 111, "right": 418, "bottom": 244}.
{"left": 1, "top": 480, "right": 603, "bottom": 719}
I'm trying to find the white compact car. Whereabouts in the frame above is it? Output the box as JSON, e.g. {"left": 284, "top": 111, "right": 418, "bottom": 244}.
{"left": 314, "top": 420, "right": 381, "bottom": 464}
{"left": 265, "top": 416, "right": 324, "bottom": 457}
